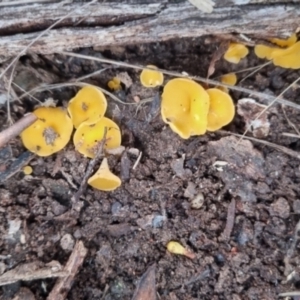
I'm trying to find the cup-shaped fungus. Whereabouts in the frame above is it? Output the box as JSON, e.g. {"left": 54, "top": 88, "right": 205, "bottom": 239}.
{"left": 21, "top": 107, "right": 73, "bottom": 156}
{"left": 206, "top": 88, "right": 235, "bottom": 131}
{"left": 224, "top": 43, "right": 249, "bottom": 64}
{"left": 255, "top": 42, "right": 300, "bottom": 69}
{"left": 219, "top": 73, "right": 237, "bottom": 93}
{"left": 88, "top": 157, "right": 121, "bottom": 191}
{"left": 73, "top": 117, "right": 121, "bottom": 158}
{"left": 67, "top": 86, "right": 107, "bottom": 128}
{"left": 270, "top": 33, "right": 297, "bottom": 47}
{"left": 161, "top": 78, "right": 210, "bottom": 139}
{"left": 271, "top": 42, "right": 300, "bottom": 69}
{"left": 108, "top": 77, "right": 121, "bottom": 91}
{"left": 140, "top": 65, "right": 164, "bottom": 88}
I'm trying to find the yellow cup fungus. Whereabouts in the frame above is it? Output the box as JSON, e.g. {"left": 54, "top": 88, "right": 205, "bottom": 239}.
{"left": 21, "top": 107, "right": 73, "bottom": 157}
{"left": 270, "top": 33, "right": 297, "bottom": 48}
{"left": 67, "top": 86, "right": 107, "bottom": 129}
{"left": 166, "top": 241, "right": 195, "bottom": 259}
{"left": 221, "top": 73, "right": 237, "bottom": 86}
{"left": 219, "top": 73, "right": 237, "bottom": 93}
{"left": 108, "top": 77, "right": 122, "bottom": 91}
{"left": 161, "top": 78, "right": 210, "bottom": 139}
{"left": 140, "top": 65, "right": 164, "bottom": 88}
{"left": 255, "top": 33, "right": 300, "bottom": 69}
{"left": 224, "top": 43, "right": 249, "bottom": 64}
{"left": 73, "top": 117, "right": 121, "bottom": 158}
{"left": 206, "top": 88, "right": 235, "bottom": 132}
{"left": 23, "top": 165, "right": 33, "bottom": 175}
{"left": 88, "top": 157, "right": 121, "bottom": 191}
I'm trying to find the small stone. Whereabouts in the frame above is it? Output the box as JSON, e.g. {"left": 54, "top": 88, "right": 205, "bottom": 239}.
{"left": 60, "top": 233, "right": 74, "bottom": 251}
{"left": 293, "top": 200, "right": 300, "bottom": 214}
{"left": 111, "top": 201, "right": 122, "bottom": 215}
{"left": 184, "top": 182, "right": 197, "bottom": 198}
{"left": 128, "top": 148, "right": 140, "bottom": 157}
{"left": 191, "top": 192, "right": 205, "bottom": 209}
{"left": 269, "top": 197, "right": 290, "bottom": 219}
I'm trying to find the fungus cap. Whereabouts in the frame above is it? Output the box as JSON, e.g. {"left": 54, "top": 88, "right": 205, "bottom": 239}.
{"left": 206, "top": 88, "right": 235, "bottom": 131}
{"left": 88, "top": 157, "right": 121, "bottom": 191}
{"left": 161, "top": 78, "right": 210, "bottom": 139}
{"left": 67, "top": 86, "right": 107, "bottom": 128}
{"left": 255, "top": 41, "right": 300, "bottom": 69}
{"left": 73, "top": 117, "right": 121, "bottom": 158}
{"left": 23, "top": 165, "right": 33, "bottom": 175}
{"left": 108, "top": 77, "right": 121, "bottom": 91}
{"left": 219, "top": 73, "right": 237, "bottom": 92}
{"left": 270, "top": 33, "right": 297, "bottom": 48}
{"left": 272, "top": 41, "right": 300, "bottom": 69}
{"left": 21, "top": 107, "right": 73, "bottom": 157}
{"left": 254, "top": 45, "right": 275, "bottom": 60}
{"left": 221, "top": 73, "right": 237, "bottom": 86}
{"left": 224, "top": 43, "right": 249, "bottom": 64}
{"left": 140, "top": 65, "right": 164, "bottom": 88}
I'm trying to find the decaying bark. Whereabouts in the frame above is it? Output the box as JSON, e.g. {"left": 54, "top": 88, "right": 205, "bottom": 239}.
{"left": 0, "top": 1, "right": 299, "bottom": 62}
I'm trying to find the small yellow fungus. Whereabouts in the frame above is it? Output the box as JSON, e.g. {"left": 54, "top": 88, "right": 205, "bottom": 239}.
{"left": 221, "top": 73, "right": 237, "bottom": 86}
{"left": 108, "top": 77, "right": 122, "bottom": 91}
{"left": 140, "top": 65, "right": 164, "bottom": 88}
{"left": 270, "top": 33, "right": 297, "bottom": 48}
{"left": 219, "top": 73, "right": 237, "bottom": 93}
{"left": 272, "top": 41, "right": 300, "bottom": 69}
{"left": 73, "top": 117, "right": 121, "bottom": 158}
{"left": 166, "top": 241, "right": 195, "bottom": 259}
{"left": 88, "top": 157, "right": 121, "bottom": 191}
{"left": 224, "top": 43, "right": 249, "bottom": 64}
{"left": 255, "top": 41, "right": 300, "bottom": 69}
{"left": 23, "top": 165, "right": 33, "bottom": 175}
{"left": 206, "top": 88, "right": 235, "bottom": 131}
{"left": 21, "top": 107, "right": 73, "bottom": 157}
{"left": 67, "top": 86, "right": 107, "bottom": 129}
{"left": 254, "top": 45, "right": 275, "bottom": 60}
{"left": 161, "top": 78, "right": 210, "bottom": 139}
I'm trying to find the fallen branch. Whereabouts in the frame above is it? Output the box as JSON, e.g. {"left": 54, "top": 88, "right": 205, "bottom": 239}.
{"left": 47, "top": 241, "right": 87, "bottom": 300}
{"left": 0, "top": 113, "right": 37, "bottom": 148}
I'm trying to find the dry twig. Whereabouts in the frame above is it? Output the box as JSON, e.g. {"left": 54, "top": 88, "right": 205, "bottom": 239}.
{"left": 47, "top": 241, "right": 88, "bottom": 300}
{"left": 72, "top": 127, "right": 108, "bottom": 205}
{"left": 58, "top": 51, "right": 300, "bottom": 111}
{"left": 0, "top": 113, "right": 37, "bottom": 148}
{"left": 221, "top": 198, "right": 236, "bottom": 241}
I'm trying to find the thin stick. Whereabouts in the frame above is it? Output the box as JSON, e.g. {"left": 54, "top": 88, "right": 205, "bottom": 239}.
{"left": 0, "top": 113, "right": 37, "bottom": 148}
{"left": 58, "top": 51, "right": 300, "bottom": 110}
{"left": 219, "top": 130, "right": 300, "bottom": 160}
{"left": 221, "top": 198, "right": 236, "bottom": 241}
{"left": 47, "top": 241, "right": 88, "bottom": 300}
{"left": 16, "top": 82, "right": 128, "bottom": 105}
{"left": 72, "top": 127, "right": 108, "bottom": 203}
{"left": 239, "top": 61, "right": 271, "bottom": 83}
{"left": 12, "top": 82, "right": 42, "bottom": 104}
{"left": 236, "top": 76, "right": 300, "bottom": 146}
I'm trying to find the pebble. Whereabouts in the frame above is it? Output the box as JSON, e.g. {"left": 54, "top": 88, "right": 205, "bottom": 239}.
{"left": 60, "top": 233, "right": 75, "bottom": 251}
{"left": 191, "top": 192, "right": 205, "bottom": 209}
{"left": 269, "top": 197, "right": 290, "bottom": 219}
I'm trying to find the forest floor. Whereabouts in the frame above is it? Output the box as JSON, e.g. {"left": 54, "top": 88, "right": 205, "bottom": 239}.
{"left": 1, "top": 36, "right": 300, "bottom": 300}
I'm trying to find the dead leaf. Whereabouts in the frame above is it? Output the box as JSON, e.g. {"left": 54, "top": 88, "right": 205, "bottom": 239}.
{"left": 187, "top": 0, "right": 215, "bottom": 13}
{"left": 207, "top": 41, "right": 229, "bottom": 78}
{"left": 132, "top": 264, "right": 156, "bottom": 300}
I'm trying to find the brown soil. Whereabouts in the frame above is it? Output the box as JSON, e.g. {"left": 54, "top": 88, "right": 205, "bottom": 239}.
{"left": 1, "top": 36, "right": 300, "bottom": 300}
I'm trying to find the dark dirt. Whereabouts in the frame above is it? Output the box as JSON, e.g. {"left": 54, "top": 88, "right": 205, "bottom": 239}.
{"left": 1, "top": 35, "right": 300, "bottom": 300}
